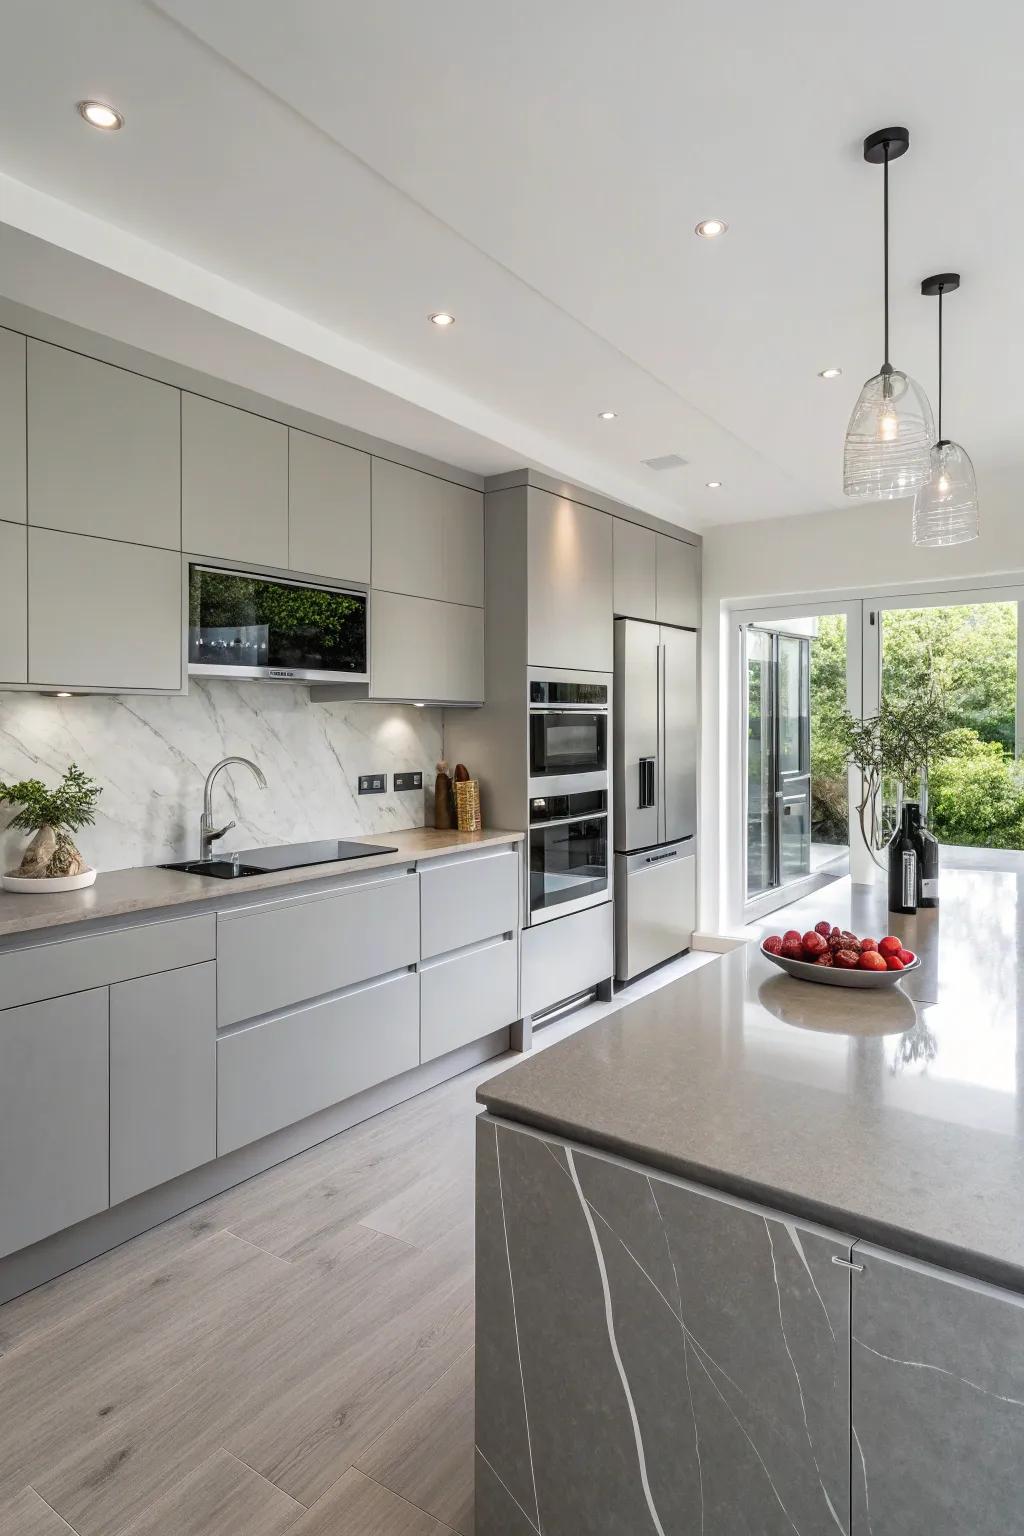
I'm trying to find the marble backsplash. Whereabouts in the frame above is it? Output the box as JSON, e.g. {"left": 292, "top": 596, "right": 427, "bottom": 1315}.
{"left": 0, "top": 681, "right": 443, "bottom": 873}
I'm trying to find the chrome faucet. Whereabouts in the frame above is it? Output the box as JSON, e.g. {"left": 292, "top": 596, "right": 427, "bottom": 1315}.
{"left": 199, "top": 756, "right": 267, "bottom": 860}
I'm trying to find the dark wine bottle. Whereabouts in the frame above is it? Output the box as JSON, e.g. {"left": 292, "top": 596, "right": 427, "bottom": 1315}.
{"left": 908, "top": 803, "right": 939, "bottom": 909}
{"left": 888, "top": 805, "right": 918, "bottom": 916}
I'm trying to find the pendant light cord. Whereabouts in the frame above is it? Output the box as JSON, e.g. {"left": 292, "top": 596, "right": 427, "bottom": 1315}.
{"left": 937, "top": 284, "right": 944, "bottom": 441}
{"left": 882, "top": 140, "right": 891, "bottom": 369}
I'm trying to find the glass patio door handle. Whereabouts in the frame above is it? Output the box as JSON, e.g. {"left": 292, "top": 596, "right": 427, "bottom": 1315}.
{"left": 638, "top": 756, "right": 657, "bottom": 809}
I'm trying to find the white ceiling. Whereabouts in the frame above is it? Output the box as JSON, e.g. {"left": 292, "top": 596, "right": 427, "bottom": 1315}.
{"left": 0, "top": 0, "right": 1020, "bottom": 528}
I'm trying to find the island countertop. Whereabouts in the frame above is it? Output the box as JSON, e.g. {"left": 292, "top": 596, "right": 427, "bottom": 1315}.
{"left": 479, "top": 931, "right": 1024, "bottom": 1293}
{"left": 0, "top": 826, "right": 523, "bottom": 941}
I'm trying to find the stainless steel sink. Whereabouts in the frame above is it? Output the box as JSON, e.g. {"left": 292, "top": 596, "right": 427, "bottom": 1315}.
{"left": 162, "top": 859, "right": 265, "bottom": 880}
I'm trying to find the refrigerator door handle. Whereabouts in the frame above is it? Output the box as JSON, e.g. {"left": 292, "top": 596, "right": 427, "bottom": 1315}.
{"left": 657, "top": 641, "right": 667, "bottom": 844}
{"left": 638, "top": 756, "right": 656, "bottom": 809}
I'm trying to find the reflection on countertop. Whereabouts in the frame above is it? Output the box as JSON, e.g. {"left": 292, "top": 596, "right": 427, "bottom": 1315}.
{"left": 480, "top": 867, "right": 1024, "bottom": 1291}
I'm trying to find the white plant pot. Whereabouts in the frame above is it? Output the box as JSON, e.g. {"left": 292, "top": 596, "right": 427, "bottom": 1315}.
{"left": 1, "top": 867, "right": 97, "bottom": 894}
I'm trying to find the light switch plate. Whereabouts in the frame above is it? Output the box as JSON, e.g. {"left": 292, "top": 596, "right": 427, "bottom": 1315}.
{"left": 394, "top": 771, "right": 423, "bottom": 792}
{"left": 358, "top": 773, "right": 386, "bottom": 794}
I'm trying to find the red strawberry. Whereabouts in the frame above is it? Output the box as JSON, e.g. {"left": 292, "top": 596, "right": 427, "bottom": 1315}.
{"left": 886, "top": 956, "right": 905, "bottom": 971}
{"left": 859, "top": 937, "right": 879, "bottom": 953}
{"left": 762, "top": 935, "right": 784, "bottom": 955}
{"left": 858, "top": 951, "right": 887, "bottom": 971}
{"left": 834, "top": 948, "right": 860, "bottom": 969}
{"left": 814, "top": 920, "right": 831, "bottom": 937}
{"left": 781, "top": 939, "right": 804, "bottom": 961}
{"left": 815, "top": 951, "right": 834, "bottom": 966}
{"left": 878, "top": 936, "right": 902, "bottom": 958}
{"left": 897, "top": 949, "right": 916, "bottom": 966}
{"left": 783, "top": 930, "right": 801, "bottom": 944}
{"left": 802, "top": 931, "right": 827, "bottom": 957}
{"left": 830, "top": 926, "right": 842, "bottom": 938}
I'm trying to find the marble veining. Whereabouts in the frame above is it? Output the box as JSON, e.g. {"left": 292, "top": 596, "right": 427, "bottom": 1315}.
{"left": 0, "top": 681, "right": 442, "bottom": 872}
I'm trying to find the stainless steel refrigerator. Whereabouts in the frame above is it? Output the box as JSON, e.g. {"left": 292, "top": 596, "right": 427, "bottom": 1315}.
{"left": 613, "top": 618, "right": 698, "bottom": 981}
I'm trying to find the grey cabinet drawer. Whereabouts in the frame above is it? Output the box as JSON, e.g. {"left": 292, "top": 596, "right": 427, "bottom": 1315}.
{"left": 521, "top": 901, "right": 613, "bottom": 1017}
{"left": 0, "top": 914, "right": 215, "bottom": 1013}
{"left": 419, "top": 846, "right": 518, "bottom": 959}
{"left": 110, "top": 961, "right": 217, "bottom": 1206}
{"left": 420, "top": 936, "right": 517, "bottom": 1063}
{"left": 0, "top": 988, "right": 109, "bottom": 1258}
{"left": 217, "top": 868, "right": 419, "bottom": 1027}
{"left": 217, "top": 969, "right": 419, "bottom": 1153}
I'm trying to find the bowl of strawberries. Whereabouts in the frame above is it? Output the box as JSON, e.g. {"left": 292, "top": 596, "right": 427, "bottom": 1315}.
{"left": 760, "top": 923, "right": 920, "bottom": 988}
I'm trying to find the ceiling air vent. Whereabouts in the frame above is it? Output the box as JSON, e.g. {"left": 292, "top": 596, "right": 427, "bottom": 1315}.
{"left": 642, "top": 454, "right": 688, "bottom": 472}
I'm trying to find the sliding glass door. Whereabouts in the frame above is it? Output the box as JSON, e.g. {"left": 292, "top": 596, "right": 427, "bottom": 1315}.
{"left": 744, "top": 626, "right": 812, "bottom": 900}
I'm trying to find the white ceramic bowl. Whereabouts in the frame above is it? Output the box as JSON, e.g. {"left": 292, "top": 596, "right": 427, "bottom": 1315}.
{"left": 760, "top": 943, "right": 921, "bottom": 989}
{"left": 1, "top": 867, "right": 97, "bottom": 893}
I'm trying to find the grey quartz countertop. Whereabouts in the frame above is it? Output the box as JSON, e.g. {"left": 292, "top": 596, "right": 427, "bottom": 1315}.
{"left": 0, "top": 826, "right": 523, "bottom": 941}
{"left": 480, "top": 916, "right": 1024, "bottom": 1293}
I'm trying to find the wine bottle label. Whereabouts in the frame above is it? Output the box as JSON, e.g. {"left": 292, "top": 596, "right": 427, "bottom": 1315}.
{"left": 902, "top": 852, "right": 917, "bottom": 907}
{"left": 921, "top": 878, "right": 938, "bottom": 897}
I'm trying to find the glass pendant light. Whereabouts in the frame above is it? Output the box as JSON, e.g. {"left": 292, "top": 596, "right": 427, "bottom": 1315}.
{"left": 844, "top": 127, "right": 934, "bottom": 499}
{"left": 913, "top": 273, "right": 979, "bottom": 546}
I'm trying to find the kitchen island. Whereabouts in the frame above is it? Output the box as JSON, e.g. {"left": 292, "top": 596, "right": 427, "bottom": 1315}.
{"left": 475, "top": 936, "right": 1024, "bottom": 1535}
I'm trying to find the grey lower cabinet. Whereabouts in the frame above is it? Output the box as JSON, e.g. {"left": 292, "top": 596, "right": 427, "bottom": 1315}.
{"left": 476, "top": 1120, "right": 852, "bottom": 1536}
{"left": 27, "top": 339, "right": 181, "bottom": 549}
{"left": 419, "top": 845, "right": 519, "bottom": 959}
{"left": 655, "top": 532, "right": 700, "bottom": 628}
{"left": 109, "top": 961, "right": 217, "bottom": 1205}
{"left": 217, "top": 969, "right": 419, "bottom": 1154}
{"left": 0, "top": 327, "right": 25, "bottom": 525}
{"left": 0, "top": 519, "right": 27, "bottom": 684}
{"left": 27, "top": 529, "right": 182, "bottom": 692}
{"left": 612, "top": 518, "right": 657, "bottom": 620}
{"left": 371, "top": 457, "right": 483, "bottom": 607}
{"left": 527, "top": 488, "right": 613, "bottom": 672}
{"left": 421, "top": 936, "right": 517, "bottom": 1063}
{"left": 181, "top": 393, "right": 288, "bottom": 568}
{"left": 288, "top": 428, "right": 371, "bottom": 584}
{"left": 0, "top": 988, "right": 109, "bottom": 1258}
{"left": 850, "top": 1244, "right": 1024, "bottom": 1535}
{"left": 370, "top": 589, "right": 484, "bottom": 704}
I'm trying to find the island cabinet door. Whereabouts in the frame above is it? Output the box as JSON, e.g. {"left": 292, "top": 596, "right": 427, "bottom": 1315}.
{"left": 850, "top": 1244, "right": 1024, "bottom": 1536}
{"left": 476, "top": 1117, "right": 853, "bottom": 1536}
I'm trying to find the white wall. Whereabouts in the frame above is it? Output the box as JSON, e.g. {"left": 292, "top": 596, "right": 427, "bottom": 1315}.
{"left": 0, "top": 682, "right": 443, "bottom": 873}
{"left": 699, "top": 486, "right": 1024, "bottom": 933}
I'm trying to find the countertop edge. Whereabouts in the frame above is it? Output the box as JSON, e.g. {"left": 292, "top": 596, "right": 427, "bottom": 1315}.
{"left": 478, "top": 1100, "right": 1024, "bottom": 1298}
{"left": 0, "top": 827, "right": 524, "bottom": 941}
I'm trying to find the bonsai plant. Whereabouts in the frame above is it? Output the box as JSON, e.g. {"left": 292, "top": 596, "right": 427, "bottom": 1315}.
{"left": 838, "top": 685, "right": 955, "bottom": 869}
{"left": 0, "top": 763, "right": 102, "bottom": 889}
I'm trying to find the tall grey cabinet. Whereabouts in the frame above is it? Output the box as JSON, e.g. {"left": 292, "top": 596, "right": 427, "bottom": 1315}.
{"left": 0, "top": 520, "right": 27, "bottom": 684}
{"left": 0, "top": 326, "right": 26, "bottom": 526}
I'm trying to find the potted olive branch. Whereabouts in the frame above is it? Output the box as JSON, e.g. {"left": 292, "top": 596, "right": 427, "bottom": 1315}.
{"left": 0, "top": 764, "right": 102, "bottom": 892}
{"left": 838, "top": 686, "right": 955, "bottom": 870}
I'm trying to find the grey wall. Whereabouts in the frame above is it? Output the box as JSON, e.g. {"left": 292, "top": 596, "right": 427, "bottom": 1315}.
{"left": 0, "top": 682, "right": 442, "bottom": 872}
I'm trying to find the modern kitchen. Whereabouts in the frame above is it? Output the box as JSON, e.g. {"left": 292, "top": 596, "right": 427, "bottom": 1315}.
{"left": 1, "top": 5, "right": 1023, "bottom": 1535}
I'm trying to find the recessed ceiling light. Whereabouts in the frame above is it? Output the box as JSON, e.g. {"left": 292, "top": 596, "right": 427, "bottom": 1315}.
{"left": 56, "top": 691, "right": 72, "bottom": 698}
{"left": 818, "top": 367, "right": 843, "bottom": 380}
{"left": 598, "top": 410, "right": 618, "bottom": 420}
{"left": 695, "top": 218, "right": 727, "bottom": 239}
{"left": 413, "top": 702, "right": 425, "bottom": 708}
{"left": 705, "top": 480, "right": 723, "bottom": 489}
{"left": 428, "top": 311, "right": 455, "bottom": 327}
{"left": 77, "top": 100, "right": 124, "bottom": 131}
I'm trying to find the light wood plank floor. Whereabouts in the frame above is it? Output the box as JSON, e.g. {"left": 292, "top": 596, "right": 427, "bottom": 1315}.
{"left": 0, "top": 952, "right": 716, "bottom": 1536}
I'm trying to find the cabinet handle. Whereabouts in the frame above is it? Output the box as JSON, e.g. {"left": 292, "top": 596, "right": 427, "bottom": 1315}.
{"left": 831, "top": 1255, "right": 865, "bottom": 1273}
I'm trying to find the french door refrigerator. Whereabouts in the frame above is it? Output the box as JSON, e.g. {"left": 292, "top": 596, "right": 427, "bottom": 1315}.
{"left": 613, "top": 619, "right": 697, "bottom": 981}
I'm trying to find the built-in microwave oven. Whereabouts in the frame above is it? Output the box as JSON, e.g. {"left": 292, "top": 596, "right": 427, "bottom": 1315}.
{"left": 528, "top": 675, "right": 609, "bottom": 793}
{"left": 188, "top": 565, "right": 368, "bottom": 683}
{"left": 528, "top": 787, "right": 610, "bottom": 923}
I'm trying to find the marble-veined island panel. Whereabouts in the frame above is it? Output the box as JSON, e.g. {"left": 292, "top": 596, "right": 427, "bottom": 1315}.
{"left": 476, "top": 1116, "right": 853, "bottom": 1536}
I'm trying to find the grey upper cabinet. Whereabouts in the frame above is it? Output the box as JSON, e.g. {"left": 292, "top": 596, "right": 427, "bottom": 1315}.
{"left": 370, "top": 589, "right": 484, "bottom": 704}
{"left": 182, "top": 394, "right": 288, "bottom": 568}
{"left": 655, "top": 533, "right": 700, "bottom": 628}
{"left": 27, "top": 341, "right": 181, "bottom": 550}
{"left": 0, "top": 520, "right": 27, "bottom": 684}
{"left": 613, "top": 519, "right": 656, "bottom": 620}
{"left": 288, "top": 429, "right": 371, "bottom": 584}
{"left": 371, "top": 458, "right": 484, "bottom": 607}
{"left": 0, "top": 327, "right": 26, "bottom": 524}
{"left": 109, "top": 961, "right": 217, "bottom": 1206}
{"left": 527, "top": 489, "right": 613, "bottom": 672}
{"left": 0, "top": 988, "right": 109, "bottom": 1259}
{"left": 28, "top": 528, "right": 182, "bottom": 691}
{"left": 851, "top": 1244, "right": 1024, "bottom": 1536}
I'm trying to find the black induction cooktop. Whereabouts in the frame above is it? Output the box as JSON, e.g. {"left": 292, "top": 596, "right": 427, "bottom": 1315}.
{"left": 162, "top": 838, "right": 397, "bottom": 879}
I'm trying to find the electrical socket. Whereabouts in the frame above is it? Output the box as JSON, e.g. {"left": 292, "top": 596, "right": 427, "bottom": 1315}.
{"left": 394, "top": 771, "right": 423, "bottom": 792}
{"left": 358, "top": 773, "right": 386, "bottom": 794}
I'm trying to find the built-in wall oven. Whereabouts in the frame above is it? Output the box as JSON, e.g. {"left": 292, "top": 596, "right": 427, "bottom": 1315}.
{"left": 527, "top": 671, "right": 611, "bottom": 923}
